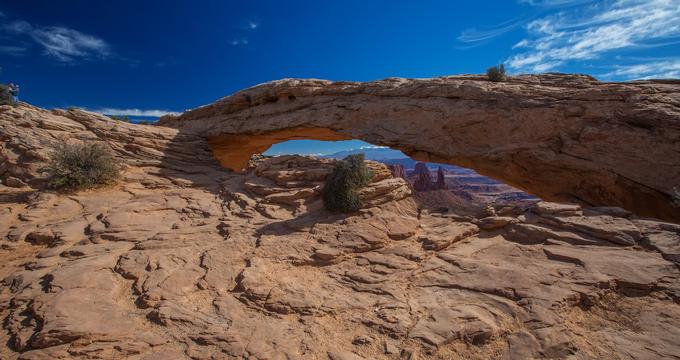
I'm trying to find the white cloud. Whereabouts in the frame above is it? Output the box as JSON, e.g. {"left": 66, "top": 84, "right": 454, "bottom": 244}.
{"left": 506, "top": 0, "right": 680, "bottom": 73}
{"left": 3, "top": 20, "right": 32, "bottom": 33}
{"left": 457, "top": 0, "right": 599, "bottom": 47}
{"left": 358, "top": 145, "right": 388, "bottom": 149}
{"left": 230, "top": 19, "right": 259, "bottom": 45}
{"left": 230, "top": 37, "right": 249, "bottom": 46}
{"left": 512, "top": 39, "right": 530, "bottom": 49}
{"left": 31, "top": 27, "right": 111, "bottom": 61}
{"left": 0, "top": 44, "right": 27, "bottom": 56}
{"left": 87, "top": 108, "right": 180, "bottom": 117}
{"left": 518, "top": 0, "right": 595, "bottom": 7}
{"left": 602, "top": 59, "right": 680, "bottom": 80}
{"left": 457, "top": 15, "right": 533, "bottom": 46}
{"left": 2, "top": 19, "right": 111, "bottom": 62}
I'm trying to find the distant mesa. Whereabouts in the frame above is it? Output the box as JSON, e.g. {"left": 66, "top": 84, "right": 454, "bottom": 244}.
{"left": 329, "top": 148, "right": 525, "bottom": 204}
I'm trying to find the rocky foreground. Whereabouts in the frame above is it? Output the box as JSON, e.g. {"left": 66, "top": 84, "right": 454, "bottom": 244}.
{"left": 1, "top": 103, "right": 680, "bottom": 359}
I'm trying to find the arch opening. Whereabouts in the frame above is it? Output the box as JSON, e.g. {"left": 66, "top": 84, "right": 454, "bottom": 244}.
{"left": 208, "top": 127, "right": 351, "bottom": 171}
{"left": 209, "top": 129, "right": 541, "bottom": 215}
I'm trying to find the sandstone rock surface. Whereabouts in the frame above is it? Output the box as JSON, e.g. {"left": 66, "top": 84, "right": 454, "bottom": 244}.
{"left": 1, "top": 102, "right": 680, "bottom": 359}
{"left": 158, "top": 74, "right": 680, "bottom": 222}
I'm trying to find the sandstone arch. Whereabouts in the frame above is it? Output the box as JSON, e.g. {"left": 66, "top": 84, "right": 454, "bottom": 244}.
{"left": 158, "top": 74, "right": 680, "bottom": 222}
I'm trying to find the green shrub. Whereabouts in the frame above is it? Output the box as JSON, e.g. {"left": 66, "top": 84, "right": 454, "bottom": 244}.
{"left": 0, "top": 84, "right": 13, "bottom": 106}
{"left": 323, "top": 153, "right": 373, "bottom": 213}
{"left": 486, "top": 64, "right": 506, "bottom": 82}
{"left": 40, "top": 143, "right": 120, "bottom": 191}
{"left": 138, "top": 120, "right": 150, "bottom": 125}
{"left": 109, "top": 115, "right": 130, "bottom": 122}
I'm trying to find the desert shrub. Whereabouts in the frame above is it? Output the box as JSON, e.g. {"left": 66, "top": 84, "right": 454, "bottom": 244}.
{"left": 486, "top": 64, "right": 506, "bottom": 82}
{"left": 40, "top": 143, "right": 120, "bottom": 191}
{"left": 673, "top": 187, "right": 680, "bottom": 208}
{"left": 138, "top": 120, "right": 150, "bottom": 125}
{"left": 0, "top": 84, "right": 13, "bottom": 105}
{"left": 110, "top": 115, "right": 130, "bottom": 122}
{"left": 323, "top": 153, "right": 373, "bottom": 213}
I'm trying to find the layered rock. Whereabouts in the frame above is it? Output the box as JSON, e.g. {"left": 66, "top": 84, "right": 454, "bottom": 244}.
{"left": 158, "top": 74, "right": 680, "bottom": 222}
{"left": 388, "top": 164, "right": 406, "bottom": 180}
{"left": 435, "top": 166, "right": 447, "bottom": 191}
{"left": 1, "top": 103, "right": 680, "bottom": 359}
{"left": 412, "top": 163, "right": 433, "bottom": 192}
{"left": 410, "top": 163, "right": 448, "bottom": 192}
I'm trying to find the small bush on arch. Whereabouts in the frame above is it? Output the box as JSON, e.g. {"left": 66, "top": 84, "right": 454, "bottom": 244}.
{"left": 323, "top": 154, "right": 373, "bottom": 213}
{"left": 486, "top": 64, "right": 506, "bottom": 82}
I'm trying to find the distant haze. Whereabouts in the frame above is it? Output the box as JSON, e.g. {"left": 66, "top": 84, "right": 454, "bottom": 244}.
{"left": 265, "top": 140, "right": 472, "bottom": 173}
{"left": 104, "top": 114, "right": 160, "bottom": 124}
{"left": 262, "top": 139, "right": 388, "bottom": 156}
{"left": 320, "top": 146, "right": 409, "bottom": 161}
{"left": 320, "top": 146, "right": 472, "bottom": 173}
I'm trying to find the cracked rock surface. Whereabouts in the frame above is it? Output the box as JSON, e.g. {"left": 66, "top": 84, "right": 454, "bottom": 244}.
{"left": 1, "top": 103, "right": 680, "bottom": 359}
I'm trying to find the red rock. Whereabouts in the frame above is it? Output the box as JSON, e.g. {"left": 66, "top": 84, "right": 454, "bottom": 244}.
{"left": 158, "top": 74, "right": 680, "bottom": 222}
{"left": 1, "top": 95, "right": 680, "bottom": 360}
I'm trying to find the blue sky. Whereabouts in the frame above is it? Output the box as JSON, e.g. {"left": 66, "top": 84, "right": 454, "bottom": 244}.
{"left": 1, "top": 0, "right": 679, "bottom": 155}
{"left": 264, "top": 140, "right": 386, "bottom": 156}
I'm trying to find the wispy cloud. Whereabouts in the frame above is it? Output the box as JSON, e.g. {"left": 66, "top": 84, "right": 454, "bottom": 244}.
{"left": 518, "top": 0, "right": 596, "bottom": 7}
{"left": 602, "top": 59, "right": 680, "bottom": 80}
{"left": 0, "top": 44, "right": 27, "bottom": 56}
{"left": 456, "top": 0, "right": 595, "bottom": 47}
{"left": 230, "top": 18, "right": 260, "bottom": 46}
{"left": 506, "top": 0, "right": 680, "bottom": 74}
{"left": 457, "top": 15, "right": 535, "bottom": 47}
{"left": 33, "top": 27, "right": 111, "bottom": 61}
{"left": 87, "top": 108, "right": 180, "bottom": 117}
{"left": 154, "top": 56, "right": 180, "bottom": 68}
{"left": 2, "top": 18, "right": 112, "bottom": 62}
{"left": 230, "top": 37, "right": 249, "bottom": 46}
{"left": 3, "top": 20, "right": 31, "bottom": 33}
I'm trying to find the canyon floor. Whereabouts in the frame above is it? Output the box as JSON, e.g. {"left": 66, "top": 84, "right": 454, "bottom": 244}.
{"left": 1, "top": 103, "right": 680, "bottom": 359}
